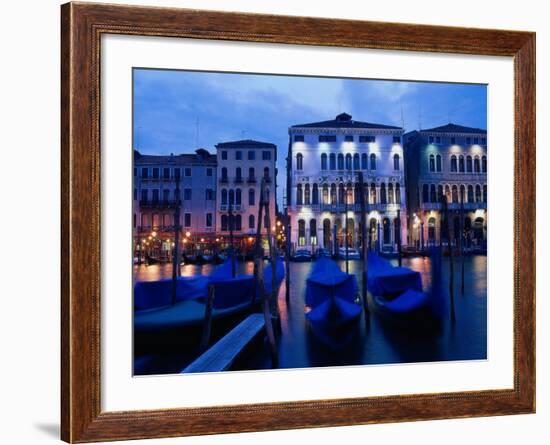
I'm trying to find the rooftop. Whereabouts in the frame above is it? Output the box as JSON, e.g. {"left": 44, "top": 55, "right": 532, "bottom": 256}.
{"left": 291, "top": 112, "right": 402, "bottom": 130}
{"left": 133, "top": 149, "right": 216, "bottom": 165}
{"left": 215, "top": 139, "right": 276, "bottom": 149}
{"left": 420, "top": 123, "right": 487, "bottom": 135}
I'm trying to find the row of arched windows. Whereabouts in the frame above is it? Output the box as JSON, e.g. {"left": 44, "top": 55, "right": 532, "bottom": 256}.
{"left": 295, "top": 152, "right": 401, "bottom": 172}
{"left": 421, "top": 183, "right": 487, "bottom": 204}
{"left": 296, "top": 182, "right": 402, "bottom": 206}
{"left": 296, "top": 217, "right": 401, "bottom": 247}
{"left": 429, "top": 154, "right": 487, "bottom": 173}
{"left": 220, "top": 214, "right": 256, "bottom": 231}
{"left": 220, "top": 166, "right": 270, "bottom": 181}
{"left": 221, "top": 188, "right": 255, "bottom": 206}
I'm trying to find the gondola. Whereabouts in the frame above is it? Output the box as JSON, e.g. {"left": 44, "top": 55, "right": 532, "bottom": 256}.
{"left": 367, "top": 251, "right": 445, "bottom": 324}
{"left": 304, "top": 258, "right": 362, "bottom": 346}
{"left": 134, "top": 258, "right": 285, "bottom": 353}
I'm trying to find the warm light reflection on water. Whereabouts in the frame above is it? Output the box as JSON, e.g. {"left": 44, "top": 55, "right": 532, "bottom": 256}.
{"left": 134, "top": 255, "right": 487, "bottom": 374}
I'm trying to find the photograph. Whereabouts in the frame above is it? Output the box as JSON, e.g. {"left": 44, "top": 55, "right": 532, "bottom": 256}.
{"left": 132, "top": 68, "right": 488, "bottom": 376}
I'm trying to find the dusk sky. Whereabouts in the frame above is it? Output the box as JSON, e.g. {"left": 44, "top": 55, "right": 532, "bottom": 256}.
{"left": 133, "top": 68, "right": 487, "bottom": 206}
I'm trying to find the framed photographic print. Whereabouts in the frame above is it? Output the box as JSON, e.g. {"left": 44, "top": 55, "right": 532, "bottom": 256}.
{"left": 61, "top": 2, "right": 535, "bottom": 442}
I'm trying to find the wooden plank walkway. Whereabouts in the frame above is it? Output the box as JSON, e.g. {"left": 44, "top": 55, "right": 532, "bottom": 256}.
{"left": 182, "top": 314, "right": 265, "bottom": 373}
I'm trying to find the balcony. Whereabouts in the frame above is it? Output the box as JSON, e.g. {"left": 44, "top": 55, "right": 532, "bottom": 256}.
{"left": 421, "top": 202, "right": 487, "bottom": 211}
{"left": 263, "top": 176, "right": 272, "bottom": 184}
{"left": 219, "top": 204, "right": 245, "bottom": 212}
{"left": 219, "top": 177, "right": 229, "bottom": 183}
{"left": 138, "top": 199, "right": 181, "bottom": 209}
{"left": 247, "top": 176, "right": 256, "bottom": 183}
{"left": 234, "top": 177, "right": 243, "bottom": 184}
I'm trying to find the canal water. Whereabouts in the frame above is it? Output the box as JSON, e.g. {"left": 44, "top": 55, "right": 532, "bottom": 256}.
{"left": 134, "top": 255, "right": 487, "bottom": 375}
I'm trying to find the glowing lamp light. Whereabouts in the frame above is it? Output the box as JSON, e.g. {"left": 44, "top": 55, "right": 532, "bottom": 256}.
{"left": 185, "top": 231, "right": 191, "bottom": 238}
{"left": 200, "top": 238, "right": 205, "bottom": 243}
{"left": 151, "top": 231, "right": 157, "bottom": 237}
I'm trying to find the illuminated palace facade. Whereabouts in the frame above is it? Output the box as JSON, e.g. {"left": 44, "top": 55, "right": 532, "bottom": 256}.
{"left": 286, "top": 113, "right": 407, "bottom": 253}
{"left": 404, "top": 124, "right": 487, "bottom": 249}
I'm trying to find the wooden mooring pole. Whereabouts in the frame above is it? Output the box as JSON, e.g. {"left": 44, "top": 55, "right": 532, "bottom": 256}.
{"left": 442, "top": 196, "right": 456, "bottom": 323}
{"left": 358, "top": 173, "right": 369, "bottom": 320}
{"left": 460, "top": 190, "right": 465, "bottom": 295}
{"left": 284, "top": 210, "right": 290, "bottom": 302}
{"left": 171, "top": 176, "right": 181, "bottom": 305}
{"left": 397, "top": 209, "right": 402, "bottom": 267}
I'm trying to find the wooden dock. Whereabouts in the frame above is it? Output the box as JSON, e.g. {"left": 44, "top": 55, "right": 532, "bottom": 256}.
{"left": 182, "top": 314, "right": 265, "bottom": 373}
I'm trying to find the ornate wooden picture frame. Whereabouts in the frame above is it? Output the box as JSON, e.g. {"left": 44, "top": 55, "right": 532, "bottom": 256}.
{"left": 61, "top": 2, "right": 535, "bottom": 442}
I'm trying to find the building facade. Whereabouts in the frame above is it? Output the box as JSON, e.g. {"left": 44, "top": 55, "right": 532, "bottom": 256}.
{"left": 133, "top": 149, "right": 217, "bottom": 257}
{"left": 286, "top": 113, "right": 406, "bottom": 253}
{"left": 404, "top": 123, "right": 487, "bottom": 250}
{"left": 215, "top": 140, "right": 277, "bottom": 246}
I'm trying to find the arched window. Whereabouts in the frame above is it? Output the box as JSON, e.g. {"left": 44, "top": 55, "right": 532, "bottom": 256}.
{"left": 430, "top": 184, "right": 437, "bottom": 203}
{"left": 353, "top": 153, "right": 360, "bottom": 170}
{"left": 428, "top": 217, "right": 436, "bottom": 242}
{"left": 370, "top": 183, "right": 377, "bottom": 204}
{"left": 436, "top": 154, "right": 442, "bottom": 172}
{"left": 235, "top": 167, "right": 242, "bottom": 181}
{"left": 221, "top": 189, "right": 227, "bottom": 205}
{"left": 263, "top": 167, "right": 270, "bottom": 180}
{"left": 460, "top": 184, "right": 466, "bottom": 203}
{"left": 298, "top": 219, "right": 306, "bottom": 246}
{"left": 296, "top": 184, "right": 303, "bottom": 205}
{"left": 221, "top": 167, "right": 228, "bottom": 181}
{"left": 310, "top": 219, "right": 317, "bottom": 245}
{"left": 304, "top": 183, "right": 311, "bottom": 205}
{"left": 474, "top": 156, "right": 481, "bottom": 173}
{"left": 467, "top": 185, "right": 474, "bottom": 202}
{"left": 312, "top": 183, "right": 319, "bottom": 205}
{"left": 459, "top": 155, "right": 465, "bottom": 172}
{"left": 475, "top": 184, "right": 482, "bottom": 202}
{"left": 248, "top": 167, "right": 255, "bottom": 181}
{"left": 483, "top": 185, "right": 487, "bottom": 202}
{"left": 248, "top": 188, "right": 255, "bottom": 205}
{"left": 338, "top": 183, "right": 345, "bottom": 204}
{"left": 345, "top": 153, "right": 352, "bottom": 170}
{"left": 395, "top": 183, "right": 401, "bottom": 204}
{"left": 249, "top": 214, "right": 255, "bottom": 229}
{"left": 329, "top": 153, "right": 336, "bottom": 170}
{"left": 337, "top": 153, "right": 344, "bottom": 170}
{"left": 354, "top": 183, "right": 361, "bottom": 204}
{"left": 393, "top": 153, "right": 400, "bottom": 171}
{"left": 346, "top": 183, "right": 353, "bottom": 204}
{"left": 394, "top": 217, "right": 401, "bottom": 247}
{"left": 235, "top": 215, "right": 242, "bottom": 231}
{"left": 388, "top": 183, "right": 394, "bottom": 204}
{"left": 452, "top": 185, "right": 458, "bottom": 203}
{"left": 380, "top": 183, "right": 387, "bottom": 204}
{"left": 235, "top": 188, "right": 241, "bottom": 205}
{"left": 437, "top": 184, "right": 444, "bottom": 202}
{"left": 296, "top": 153, "right": 303, "bottom": 170}
{"left": 322, "top": 184, "right": 329, "bottom": 204}
{"left": 444, "top": 185, "right": 451, "bottom": 201}
{"left": 228, "top": 189, "right": 235, "bottom": 205}
{"left": 450, "top": 155, "right": 458, "bottom": 172}
{"left": 361, "top": 153, "right": 368, "bottom": 170}
{"left": 370, "top": 153, "right": 377, "bottom": 170}
{"left": 429, "top": 154, "right": 435, "bottom": 172}
{"left": 330, "top": 184, "right": 337, "bottom": 204}
{"left": 466, "top": 155, "right": 473, "bottom": 172}
{"left": 422, "top": 184, "right": 429, "bottom": 203}
{"left": 221, "top": 214, "right": 228, "bottom": 231}
{"left": 482, "top": 156, "right": 487, "bottom": 173}
{"left": 323, "top": 219, "right": 331, "bottom": 248}
{"left": 383, "top": 218, "right": 391, "bottom": 245}
{"left": 321, "top": 153, "right": 327, "bottom": 170}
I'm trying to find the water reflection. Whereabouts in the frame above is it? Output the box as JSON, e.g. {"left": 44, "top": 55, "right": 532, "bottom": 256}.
{"left": 134, "top": 255, "right": 487, "bottom": 373}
